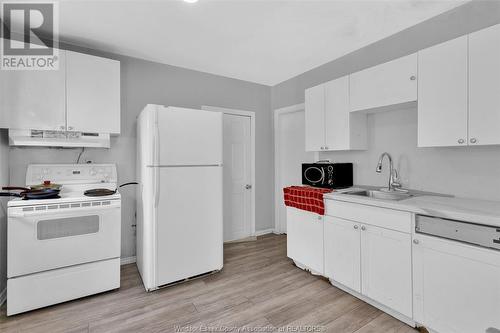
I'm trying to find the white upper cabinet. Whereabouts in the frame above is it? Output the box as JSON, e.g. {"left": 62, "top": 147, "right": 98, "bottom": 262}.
{"left": 66, "top": 51, "right": 121, "bottom": 134}
{"left": 305, "top": 84, "right": 325, "bottom": 151}
{"left": 305, "top": 76, "right": 366, "bottom": 151}
{"left": 0, "top": 47, "right": 66, "bottom": 131}
{"left": 418, "top": 36, "right": 468, "bottom": 147}
{"left": 0, "top": 47, "right": 120, "bottom": 134}
{"left": 468, "top": 23, "right": 500, "bottom": 146}
{"left": 350, "top": 53, "right": 417, "bottom": 112}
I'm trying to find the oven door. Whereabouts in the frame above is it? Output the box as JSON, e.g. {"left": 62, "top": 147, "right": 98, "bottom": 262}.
{"left": 7, "top": 199, "right": 121, "bottom": 278}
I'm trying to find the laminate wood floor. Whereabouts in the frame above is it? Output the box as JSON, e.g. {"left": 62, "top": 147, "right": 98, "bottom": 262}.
{"left": 0, "top": 234, "right": 418, "bottom": 333}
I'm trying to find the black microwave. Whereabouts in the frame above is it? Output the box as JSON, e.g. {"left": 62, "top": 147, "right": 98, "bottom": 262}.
{"left": 302, "top": 163, "right": 353, "bottom": 189}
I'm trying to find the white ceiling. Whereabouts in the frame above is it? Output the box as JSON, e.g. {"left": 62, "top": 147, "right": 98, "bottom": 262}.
{"left": 38, "top": 0, "right": 467, "bottom": 85}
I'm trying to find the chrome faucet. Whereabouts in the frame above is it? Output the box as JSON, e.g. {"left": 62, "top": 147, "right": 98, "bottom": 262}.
{"left": 376, "top": 152, "right": 401, "bottom": 191}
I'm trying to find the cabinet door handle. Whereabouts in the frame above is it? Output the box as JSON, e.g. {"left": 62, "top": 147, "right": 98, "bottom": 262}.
{"left": 470, "top": 138, "right": 477, "bottom": 144}
{"left": 353, "top": 225, "right": 359, "bottom": 230}
{"left": 68, "top": 126, "right": 74, "bottom": 131}
{"left": 324, "top": 146, "right": 329, "bottom": 150}
{"left": 317, "top": 215, "right": 322, "bottom": 221}
{"left": 458, "top": 139, "right": 465, "bottom": 144}
{"left": 60, "top": 126, "right": 65, "bottom": 130}
{"left": 413, "top": 239, "right": 419, "bottom": 245}
{"left": 361, "top": 226, "right": 366, "bottom": 231}
{"left": 410, "top": 75, "right": 416, "bottom": 81}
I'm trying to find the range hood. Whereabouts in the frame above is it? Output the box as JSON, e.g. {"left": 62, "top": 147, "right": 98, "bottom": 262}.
{"left": 8, "top": 129, "right": 111, "bottom": 148}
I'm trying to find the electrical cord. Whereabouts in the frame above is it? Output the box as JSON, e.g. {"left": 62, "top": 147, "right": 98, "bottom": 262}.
{"left": 76, "top": 147, "right": 85, "bottom": 164}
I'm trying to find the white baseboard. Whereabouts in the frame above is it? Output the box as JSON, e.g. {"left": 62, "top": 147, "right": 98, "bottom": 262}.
{"left": 254, "top": 228, "right": 276, "bottom": 236}
{"left": 0, "top": 287, "right": 6, "bottom": 306}
{"left": 120, "top": 256, "right": 136, "bottom": 265}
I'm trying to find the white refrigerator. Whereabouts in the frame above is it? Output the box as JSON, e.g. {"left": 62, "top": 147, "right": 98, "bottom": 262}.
{"left": 136, "top": 104, "right": 223, "bottom": 291}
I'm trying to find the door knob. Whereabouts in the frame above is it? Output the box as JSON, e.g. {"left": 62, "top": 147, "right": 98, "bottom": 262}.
{"left": 245, "top": 184, "right": 252, "bottom": 190}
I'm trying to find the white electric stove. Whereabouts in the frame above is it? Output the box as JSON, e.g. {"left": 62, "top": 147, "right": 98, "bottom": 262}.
{"left": 7, "top": 164, "right": 122, "bottom": 316}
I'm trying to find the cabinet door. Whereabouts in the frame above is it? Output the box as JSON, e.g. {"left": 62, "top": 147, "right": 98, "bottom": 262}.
{"left": 324, "top": 216, "right": 361, "bottom": 292}
{"left": 469, "top": 23, "right": 500, "bottom": 146}
{"left": 305, "top": 84, "right": 325, "bottom": 151}
{"left": 418, "top": 36, "right": 468, "bottom": 147}
{"left": 413, "top": 234, "right": 500, "bottom": 333}
{"left": 66, "top": 51, "right": 120, "bottom": 134}
{"left": 361, "top": 224, "right": 412, "bottom": 318}
{"left": 0, "top": 48, "right": 66, "bottom": 130}
{"left": 286, "top": 207, "right": 324, "bottom": 274}
{"left": 324, "top": 76, "right": 350, "bottom": 150}
{"left": 350, "top": 53, "right": 417, "bottom": 112}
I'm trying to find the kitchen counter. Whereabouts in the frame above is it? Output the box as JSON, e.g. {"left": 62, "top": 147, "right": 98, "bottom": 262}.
{"left": 325, "top": 186, "right": 500, "bottom": 228}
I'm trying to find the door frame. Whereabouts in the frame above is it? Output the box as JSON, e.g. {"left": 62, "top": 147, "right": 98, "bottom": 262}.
{"left": 202, "top": 105, "right": 256, "bottom": 238}
{"left": 274, "top": 103, "right": 318, "bottom": 234}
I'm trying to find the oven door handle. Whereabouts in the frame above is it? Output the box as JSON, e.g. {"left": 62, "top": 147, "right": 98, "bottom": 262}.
{"left": 9, "top": 205, "right": 120, "bottom": 218}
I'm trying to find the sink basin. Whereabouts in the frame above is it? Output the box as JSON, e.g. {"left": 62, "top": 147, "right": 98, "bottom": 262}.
{"left": 344, "top": 189, "right": 413, "bottom": 201}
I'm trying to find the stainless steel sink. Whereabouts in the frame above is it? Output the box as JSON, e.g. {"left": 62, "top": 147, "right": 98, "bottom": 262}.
{"left": 344, "top": 189, "right": 413, "bottom": 201}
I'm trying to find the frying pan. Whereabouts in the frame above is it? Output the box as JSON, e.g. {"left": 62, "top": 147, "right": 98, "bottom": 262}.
{"left": 84, "top": 182, "right": 138, "bottom": 197}
{"left": 0, "top": 188, "right": 61, "bottom": 200}
{"left": 4, "top": 181, "right": 62, "bottom": 192}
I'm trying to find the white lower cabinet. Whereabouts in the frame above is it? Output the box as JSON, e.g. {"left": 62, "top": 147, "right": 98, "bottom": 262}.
{"left": 413, "top": 234, "right": 500, "bottom": 333}
{"left": 324, "top": 203, "right": 412, "bottom": 320}
{"left": 361, "top": 225, "right": 412, "bottom": 318}
{"left": 286, "top": 207, "right": 324, "bottom": 275}
{"left": 324, "top": 216, "right": 361, "bottom": 293}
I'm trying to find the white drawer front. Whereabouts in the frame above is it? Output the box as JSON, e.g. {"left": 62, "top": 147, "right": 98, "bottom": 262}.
{"left": 7, "top": 258, "right": 120, "bottom": 316}
{"left": 325, "top": 200, "right": 411, "bottom": 233}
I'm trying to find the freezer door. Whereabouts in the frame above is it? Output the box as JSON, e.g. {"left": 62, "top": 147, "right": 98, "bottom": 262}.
{"left": 156, "top": 166, "right": 223, "bottom": 286}
{"left": 157, "top": 107, "right": 222, "bottom": 166}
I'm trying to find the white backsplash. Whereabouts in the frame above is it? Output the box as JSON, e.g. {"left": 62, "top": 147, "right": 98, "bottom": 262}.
{"left": 320, "top": 107, "right": 500, "bottom": 201}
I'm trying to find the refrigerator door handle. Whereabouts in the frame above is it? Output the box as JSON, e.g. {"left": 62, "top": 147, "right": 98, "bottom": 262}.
{"left": 153, "top": 109, "right": 160, "bottom": 208}
{"left": 155, "top": 167, "right": 160, "bottom": 208}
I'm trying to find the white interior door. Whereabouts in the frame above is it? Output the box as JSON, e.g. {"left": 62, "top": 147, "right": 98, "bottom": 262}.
{"left": 223, "top": 114, "right": 252, "bottom": 242}
{"left": 275, "top": 109, "right": 315, "bottom": 233}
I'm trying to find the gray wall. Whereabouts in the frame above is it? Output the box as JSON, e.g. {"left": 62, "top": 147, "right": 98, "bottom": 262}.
{"left": 8, "top": 49, "right": 273, "bottom": 260}
{"left": 0, "top": 130, "right": 8, "bottom": 296}
{"left": 271, "top": 0, "right": 500, "bottom": 201}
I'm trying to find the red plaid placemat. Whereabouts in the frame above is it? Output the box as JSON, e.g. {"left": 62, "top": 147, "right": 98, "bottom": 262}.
{"left": 283, "top": 186, "right": 333, "bottom": 215}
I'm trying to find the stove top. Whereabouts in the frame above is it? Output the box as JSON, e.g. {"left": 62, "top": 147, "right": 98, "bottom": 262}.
{"left": 8, "top": 164, "right": 121, "bottom": 208}
{"left": 8, "top": 190, "right": 121, "bottom": 207}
